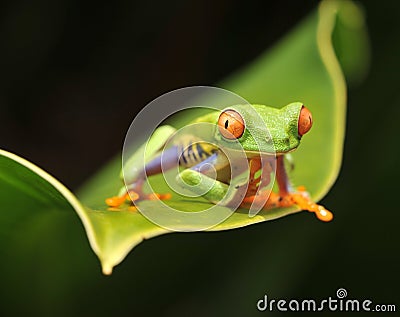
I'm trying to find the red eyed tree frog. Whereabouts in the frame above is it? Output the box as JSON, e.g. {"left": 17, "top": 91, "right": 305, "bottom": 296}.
{"left": 106, "top": 102, "right": 333, "bottom": 222}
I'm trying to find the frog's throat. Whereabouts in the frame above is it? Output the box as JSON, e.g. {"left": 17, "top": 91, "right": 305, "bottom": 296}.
{"left": 239, "top": 148, "right": 297, "bottom": 157}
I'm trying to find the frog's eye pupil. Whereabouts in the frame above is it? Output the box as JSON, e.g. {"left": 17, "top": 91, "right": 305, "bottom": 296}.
{"left": 218, "top": 110, "right": 245, "bottom": 139}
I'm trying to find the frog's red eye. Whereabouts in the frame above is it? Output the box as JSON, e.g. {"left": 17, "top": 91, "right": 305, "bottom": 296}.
{"left": 218, "top": 110, "right": 245, "bottom": 139}
{"left": 298, "top": 106, "right": 313, "bottom": 137}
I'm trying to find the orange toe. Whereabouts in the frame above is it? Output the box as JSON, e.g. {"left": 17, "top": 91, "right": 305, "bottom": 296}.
{"left": 280, "top": 191, "right": 333, "bottom": 222}
{"left": 148, "top": 192, "right": 172, "bottom": 200}
{"left": 241, "top": 190, "right": 279, "bottom": 209}
{"left": 105, "top": 194, "right": 128, "bottom": 207}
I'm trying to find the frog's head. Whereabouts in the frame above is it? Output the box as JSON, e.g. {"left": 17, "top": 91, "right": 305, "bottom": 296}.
{"left": 215, "top": 102, "right": 312, "bottom": 155}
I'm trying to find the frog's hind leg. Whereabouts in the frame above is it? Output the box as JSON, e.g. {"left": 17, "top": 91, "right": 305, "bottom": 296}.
{"left": 105, "top": 146, "right": 179, "bottom": 208}
{"left": 176, "top": 153, "right": 233, "bottom": 204}
{"left": 126, "top": 146, "right": 180, "bottom": 201}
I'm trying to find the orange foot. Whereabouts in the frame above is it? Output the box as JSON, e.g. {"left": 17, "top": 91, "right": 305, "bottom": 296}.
{"left": 240, "top": 187, "right": 333, "bottom": 222}
{"left": 241, "top": 190, "right": 281, "bottom": 209}
{"left": 105, "top": 191, "right": 171, "bottom": 209}
{"left": 279, "top": 187, "right": 333, "bottom": 222}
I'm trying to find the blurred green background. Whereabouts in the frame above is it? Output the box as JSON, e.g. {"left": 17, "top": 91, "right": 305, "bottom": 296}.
{"left": 0, "top": 0, "right": 399, "bottom": 316}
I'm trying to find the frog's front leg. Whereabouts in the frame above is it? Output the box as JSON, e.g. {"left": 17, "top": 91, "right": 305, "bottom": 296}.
{"left": 275, "top": 156, "right": 333, "bottom": 221}
{"left": 241, "top": 156, "right": 333, "bottom": 221}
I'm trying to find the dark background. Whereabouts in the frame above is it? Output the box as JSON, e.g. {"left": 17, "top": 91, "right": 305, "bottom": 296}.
{"left": 0, "top": 0, "right": 399, "bottom": 316}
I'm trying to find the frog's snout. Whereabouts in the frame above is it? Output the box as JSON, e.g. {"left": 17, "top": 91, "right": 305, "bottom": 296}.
{"left": 298, "top": 106, "right": 313, "bottom": 137}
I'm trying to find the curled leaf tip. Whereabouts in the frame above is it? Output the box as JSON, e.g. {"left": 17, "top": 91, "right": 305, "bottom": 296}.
{"left": 102, "top": 265, "right": 113, "bottom": 275}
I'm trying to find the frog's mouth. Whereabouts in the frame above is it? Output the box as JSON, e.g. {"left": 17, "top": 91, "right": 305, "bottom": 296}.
{"left": 223, "top": 147, "right": 297, "bottom": 158}
{"left": 243, "top": 148, "right": 297, "bottom": 157}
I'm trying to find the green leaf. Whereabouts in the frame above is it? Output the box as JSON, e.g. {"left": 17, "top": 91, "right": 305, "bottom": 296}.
{"left": 0, "top": 0, "right": 369, "bottom": 274}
